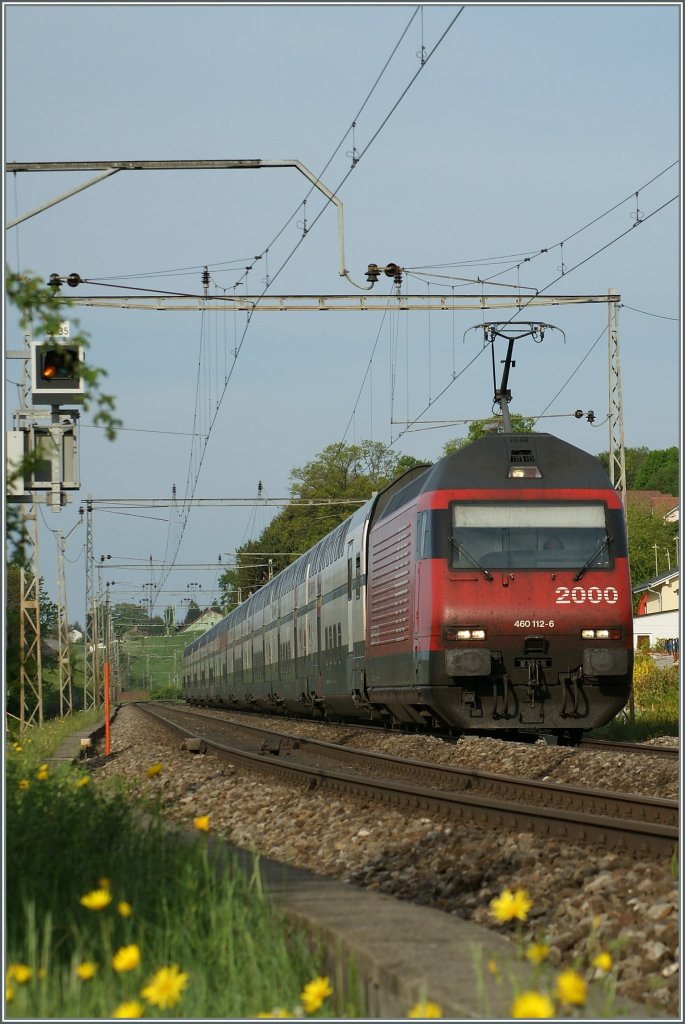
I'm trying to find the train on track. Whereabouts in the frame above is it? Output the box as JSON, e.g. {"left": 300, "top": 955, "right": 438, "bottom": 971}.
{"left": 184, "top": 337, "right": 633, "bottom": 743}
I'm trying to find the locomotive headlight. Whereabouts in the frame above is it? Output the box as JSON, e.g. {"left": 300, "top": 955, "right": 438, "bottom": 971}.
{"left": 581, "top": 628, "right": 622, "bottom": 640}
{"left": 444, "top": 626, "right": 486, "bottom": 641}
{"left": 509, "top": 466, "right": 542, "bottom": 478}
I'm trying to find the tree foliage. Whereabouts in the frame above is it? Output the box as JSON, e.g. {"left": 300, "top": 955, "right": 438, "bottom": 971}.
{"left": 443, "top": 415, "right": 537, "bottom": 454}
{"left": 597, "top": 446, "right": 679, "bottom": 496}
{"left": 219, "top": 440, "right": 427, "bottom": 609}
{"left": 626, "top": 506, "right": 678, "bottom": 592}
{"left": 183, "top": 600, "right": 202, "bottom": 626}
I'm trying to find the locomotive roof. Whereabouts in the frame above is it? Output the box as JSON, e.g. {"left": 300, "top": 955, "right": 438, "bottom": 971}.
{"left": 422, "top": 431, "right": 614, "bottom": 492}
{"left": 372, "top": 433, "right": 614, "bottom": 527}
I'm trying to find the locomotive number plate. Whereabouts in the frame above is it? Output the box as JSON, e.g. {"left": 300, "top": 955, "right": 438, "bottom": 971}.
{"left": 555, "top": 585, "right": 619, "bottom": 605}
{"left": 514, "top": 619, "right": 555, "bottom": 628}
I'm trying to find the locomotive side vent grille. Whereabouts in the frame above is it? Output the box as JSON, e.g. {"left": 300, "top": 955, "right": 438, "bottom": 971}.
{"left": 524, "top": 636, "right": 548, "bottom": 656}
{"left": 510, "top": 449, "right": 536, "bottom": 464}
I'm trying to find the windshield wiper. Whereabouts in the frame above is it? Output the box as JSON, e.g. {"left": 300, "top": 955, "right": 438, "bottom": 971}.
{"left": 451, "top": 537, "right": 493, "bottom": 581}
{"left": 573, "top": 536, "right": 612, "bottom": 582}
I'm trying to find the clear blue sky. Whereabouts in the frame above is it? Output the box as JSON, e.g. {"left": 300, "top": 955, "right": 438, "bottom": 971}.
{"left": 4, "top": 2, "right": 681, "bottom": 624}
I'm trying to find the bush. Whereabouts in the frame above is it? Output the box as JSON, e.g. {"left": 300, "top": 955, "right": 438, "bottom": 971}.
{"left": 631, "top": 655, "right": 679, "bottom": 718}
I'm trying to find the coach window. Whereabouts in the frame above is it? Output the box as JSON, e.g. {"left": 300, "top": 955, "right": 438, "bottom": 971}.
{"left": 355, "top": 554, "right": 361, "bottom": 598}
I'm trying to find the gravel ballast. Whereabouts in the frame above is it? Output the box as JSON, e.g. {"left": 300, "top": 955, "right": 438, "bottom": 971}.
{"left": 93, "top": 705, "right": 680, "bottom": 1017}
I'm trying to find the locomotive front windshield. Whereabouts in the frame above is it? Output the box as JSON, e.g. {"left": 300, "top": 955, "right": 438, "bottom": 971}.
{"left": 450, "top": 502, "right": 611, "bottom": 571}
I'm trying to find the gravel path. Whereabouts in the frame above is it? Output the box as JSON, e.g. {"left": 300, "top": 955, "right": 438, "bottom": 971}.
{"left": 93, "top": 705, "right": 680, "bottom": 1017}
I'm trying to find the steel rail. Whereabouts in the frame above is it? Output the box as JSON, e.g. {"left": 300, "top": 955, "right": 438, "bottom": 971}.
{"left": 581, "top": 738, "right": 679, "bottom": 760}
{"left": 150, "top": 705, "right": 677, "bottom": 827}
{"left": 136, "top": 704, "right": 678, "bottom": 859}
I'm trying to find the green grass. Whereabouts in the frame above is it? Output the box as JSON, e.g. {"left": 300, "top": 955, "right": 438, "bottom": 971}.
{"left": 117, "top": 633, "right": 187, "bottom": 696}
{"left": 5, "top": 720, "right": 366, "bottom": 1019}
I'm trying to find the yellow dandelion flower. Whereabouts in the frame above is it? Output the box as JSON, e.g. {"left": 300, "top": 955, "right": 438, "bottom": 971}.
{"left": 145, "top": 762, "right": 163, "bottom": 778}
{"left": 98, "top": 877, "right": 111, "bottom": 890}
{"left": 408, "top": 1000, "right": 442, "bottom": 1017}
{"left": 13, "top": 743, "right": 23, "bottom": 752}
{"left": 300, "top": 976, "right": 333, "bottom": 1014}
{"left": 140, "top": 964, "right": 189, "bottom": 1009}
{"left": 118, "top": 900, "right": 133, "bottom": 918}
{"left": 7, "top": 963, "right": 32, "bottom": 984}
{"left": 592, "top": 951, "right": 613, "bottom": 973}
{"left": 193, "top": 815, "right": 211, "bottom": 832}
{"left": 257, "top": 1010, "right": 292, "bottom": 1019}
{"left": 6, "top": 983, "right": 14, "bottom": 1003}
{"left": 18, "top": 779, "right": 29, "bottom": 790}
{"left": 526, "top": 942, "right": 550, "bottom": 966}
{"left": 76, "top": 961, "right": 98, "bottom": 980}
{"left": 76, "top": 775, "right": 90, "bottom": 788}
{"left": 555, "top": 969, "right": 587, "bottom": 1006}
{"left": 79, "top": 888, "right": 112, "bottom": 911}
{"left": 489, "top": 887, "right": 533, "bottom": 923}
{"left": 113, "top": 999, "right": 144, "bottom": 1018}
{"left": 486, "top": 959, "right": 499, "bottom": 975}
{"left": 36, "top": 764, "right": 49, "bottom": 781}
{"left": 112, "top": 944, "right": 141, "bottom": 973}
{"left": 511, "top": 990, "right": 555, "bottom": 1018}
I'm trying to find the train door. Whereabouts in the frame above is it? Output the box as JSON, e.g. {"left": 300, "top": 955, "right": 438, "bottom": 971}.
{"left": 316, "top": 575, "right": 323, "bottom": 691}
{"left": 347, "top": 539, "right": 354, "bottom": 653}
{"left": 347, "top": 532, "right": 365, "bottom": 689}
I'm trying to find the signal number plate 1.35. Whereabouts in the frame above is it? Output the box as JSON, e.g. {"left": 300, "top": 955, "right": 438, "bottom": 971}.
{"left": 555, "top": 585, "right": 619, "bottom": 605}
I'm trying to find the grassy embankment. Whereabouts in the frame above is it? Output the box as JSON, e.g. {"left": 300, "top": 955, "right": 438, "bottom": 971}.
{"left": 5, "top": 714, "right": 365, "bottom": 1019}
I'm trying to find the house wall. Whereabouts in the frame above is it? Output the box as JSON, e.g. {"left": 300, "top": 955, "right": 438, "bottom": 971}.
{"left": 642, "top": 577, "right": 680, "bottom": 614}
{"left": 633, "top": 610, "right": 680, "bottom": 650}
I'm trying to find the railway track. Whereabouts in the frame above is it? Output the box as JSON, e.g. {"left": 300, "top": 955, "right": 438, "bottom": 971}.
{"left": 580, "top": 737, "right": 679, "bottom": 760}
{"left": 136, "top": 703, "right": 678, "bottom": 859}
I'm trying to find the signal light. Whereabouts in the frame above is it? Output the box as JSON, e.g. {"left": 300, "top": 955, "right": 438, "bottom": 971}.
{"left": 41, "top": 348, "right": 79, "bottom": 381}
{"left": 31, "top": 342, "right": 85, "bottom": 406}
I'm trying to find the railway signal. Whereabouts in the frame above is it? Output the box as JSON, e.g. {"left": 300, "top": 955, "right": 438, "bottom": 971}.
{"left": 31, "top": 338, "right": 85, "bottom": 406}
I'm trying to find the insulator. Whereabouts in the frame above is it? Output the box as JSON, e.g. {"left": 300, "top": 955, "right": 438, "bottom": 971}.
{"left": 575, "top": 409, "right": 584, "bottom": 419}
{"left": 365, "top": 263, "right": 380, "bottom": 283}
{"left": 202, "top": 266, "right": 210, "bottom": 288}
{"left": 67, "top": 273, "right": 82, "bottom": 288}
{"left": 48, "top": 273, "right": 62, "bottom": 289}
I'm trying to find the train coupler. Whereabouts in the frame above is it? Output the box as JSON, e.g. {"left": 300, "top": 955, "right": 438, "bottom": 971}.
{"left": 526, "top": 660, "right": 546, "bottom": 707}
